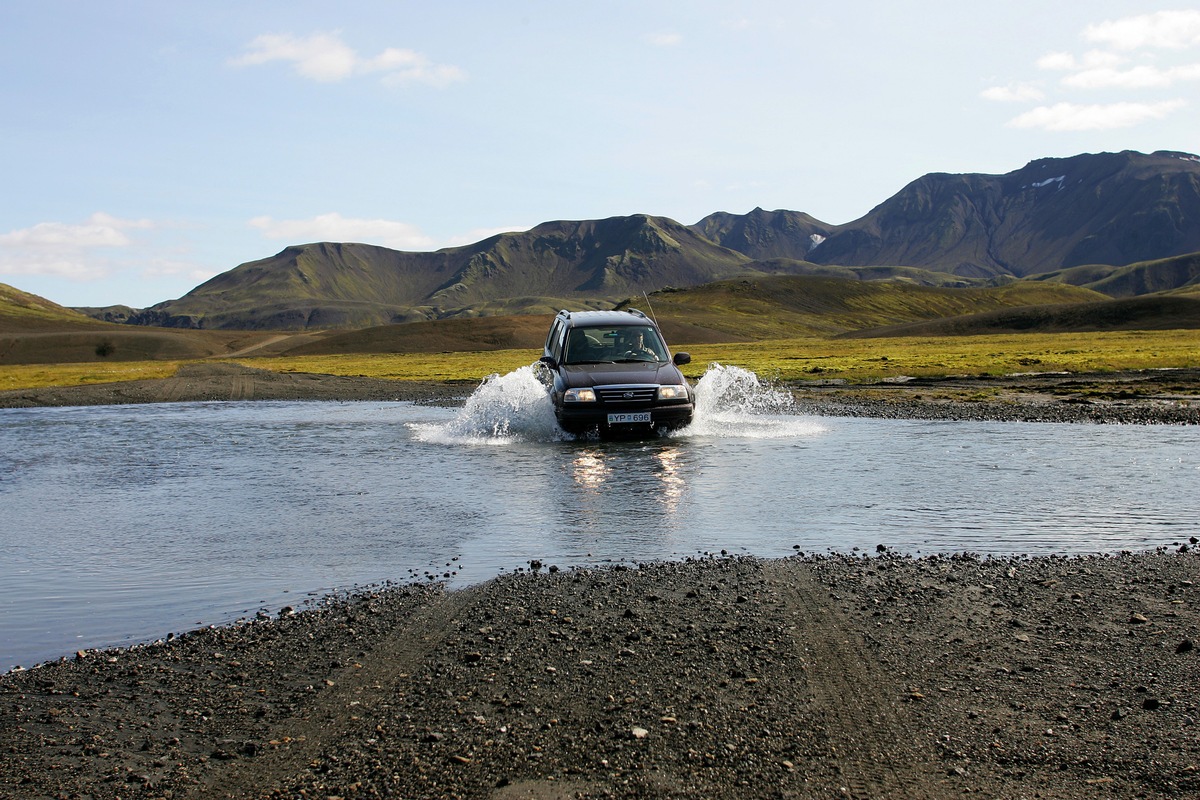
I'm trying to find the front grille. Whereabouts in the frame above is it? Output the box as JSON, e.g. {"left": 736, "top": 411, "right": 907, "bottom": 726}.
{"left": 596, "top": 385, "right": 657, "bottom": 404}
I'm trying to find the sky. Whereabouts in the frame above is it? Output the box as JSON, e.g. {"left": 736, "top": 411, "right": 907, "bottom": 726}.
{"left": 2, "top": 2, "right": 1199, "bottom": 309}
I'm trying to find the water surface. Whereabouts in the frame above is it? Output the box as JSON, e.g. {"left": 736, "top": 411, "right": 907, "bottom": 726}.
{"left": 2, "top": 365, "right": 1196, "bottom": 670}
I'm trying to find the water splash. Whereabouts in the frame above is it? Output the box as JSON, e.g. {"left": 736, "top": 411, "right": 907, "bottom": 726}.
{"left": 413, "top": 362, "right": 823, "bottom": 444}
{"left": 410, "top": 365, "right": 563, "bottom": 445}
{"left": 677, "top": 363, "right": 824, "bottom": 439}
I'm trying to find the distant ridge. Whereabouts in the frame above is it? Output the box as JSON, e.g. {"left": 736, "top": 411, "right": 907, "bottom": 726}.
{"left": 95, "top": 149, "right": 1200, "bottom": 331}
{"left": 695, "top": 150, "right": 1200, "bottom": 277}
{"left": 1028, "top": 252, "right": 1200, "bottom": 297}
{"left": 126, "top": 215, "right": 759, "bottom": 330}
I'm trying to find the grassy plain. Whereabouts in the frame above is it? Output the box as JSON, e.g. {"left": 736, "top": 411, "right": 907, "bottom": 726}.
{"left": 3, "top": 329, "right": 1197, "bottom": 393}
{"left": 242, "top": 329, "right": 1200, "bottom": 383}
{"left": 0, "top": 361, "right": 181, "bottom": 392}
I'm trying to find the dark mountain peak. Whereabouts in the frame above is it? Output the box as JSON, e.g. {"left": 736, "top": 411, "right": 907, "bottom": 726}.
{"left": 821, "top": 151, "right": 1200, "bottom": 276}
{"left": 691, "top": 208, "right": 832, "bottom": 261}
{"left": 1155, "top": 149, "right": 1200, "bottom": 163}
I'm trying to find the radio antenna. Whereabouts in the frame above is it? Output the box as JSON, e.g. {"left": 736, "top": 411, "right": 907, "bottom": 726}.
{"left": 642, "top": 291, "right": 659, "bottom": 326}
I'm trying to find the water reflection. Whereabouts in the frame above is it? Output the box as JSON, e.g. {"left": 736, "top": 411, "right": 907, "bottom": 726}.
{"left": 566, "top": 443, "right": 689, "bottom": 515}
{"left": 571, "top": 449, "right": 611, "bottom": 491}
{"left": 653, "top": 446, "right": 686, "bottom": 513}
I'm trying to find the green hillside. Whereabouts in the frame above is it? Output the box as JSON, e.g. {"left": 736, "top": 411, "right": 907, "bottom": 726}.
{"left": 0, "top": 283, "right": 110, "bottom": 332}
{"left": 128, "top": 216, "right": 756, "bottom": 331}
{"left": 843, "top": 292, "right": 1200, "bottom": 338}
{"left": 616, "top": 276, "right": 1105, "bottom": 340}
{"left": 0, "top": 283, "right": 287, "bottom": 365}
{"left": 1030, "top": 252, "right": 1200, "bottom": 297}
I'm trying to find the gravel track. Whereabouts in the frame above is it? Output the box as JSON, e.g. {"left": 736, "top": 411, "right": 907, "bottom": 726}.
{"left": 3, "top": 552, "right": 1197, "bottom": 799}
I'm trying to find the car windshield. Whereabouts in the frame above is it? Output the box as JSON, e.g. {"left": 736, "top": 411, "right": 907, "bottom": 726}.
{"left": 563, "top": 325, "right": 668, "bottom": 364}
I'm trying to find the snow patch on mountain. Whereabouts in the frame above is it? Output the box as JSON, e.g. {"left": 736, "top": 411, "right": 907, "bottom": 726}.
{"left": 1031, "top": 175, "right": 1066, "bottom": 189}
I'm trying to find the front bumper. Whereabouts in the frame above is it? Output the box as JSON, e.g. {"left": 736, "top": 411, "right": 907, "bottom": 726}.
{"left": 555, "top": 399, "right": 694, "bottom": 434}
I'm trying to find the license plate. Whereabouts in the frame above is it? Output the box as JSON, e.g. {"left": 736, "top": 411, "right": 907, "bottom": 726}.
{"left": 607, "top": 412, "right": 651, "bottom": 424}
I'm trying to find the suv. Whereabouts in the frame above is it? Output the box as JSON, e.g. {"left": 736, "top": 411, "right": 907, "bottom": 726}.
{"left": 539, "top": 308, "right": 695, "bottom": 436}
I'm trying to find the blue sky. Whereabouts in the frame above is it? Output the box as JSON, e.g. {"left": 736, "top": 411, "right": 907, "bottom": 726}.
{"left": 2, "top": 1, "right": 1198, "bottom": 308}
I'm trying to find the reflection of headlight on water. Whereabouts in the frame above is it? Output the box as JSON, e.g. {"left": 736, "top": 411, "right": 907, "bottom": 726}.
{"left": 572, "top": 451, "right": 611, "bottom": 489}
{"left": 655, "top": 447, "right": 685, "bottom": 511}
{"left": 570, "top": 447, "right": 687, "bottom": 512}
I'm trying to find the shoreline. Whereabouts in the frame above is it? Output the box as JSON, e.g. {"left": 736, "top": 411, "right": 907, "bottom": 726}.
{"left": 2, "top": 361, "right": 1198, "bottom": 424}
{"left": 2, "top": 551, "right": 1197, "bottom": 798}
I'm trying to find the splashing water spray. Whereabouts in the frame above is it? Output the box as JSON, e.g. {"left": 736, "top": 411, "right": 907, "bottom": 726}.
{"left": 681, "top": 363, "right": 822, "bottom": 439}
{"left": 411, "top": 365, "right": 565, "bottom": 444}
{"left": 415, "top": 362, "right": 823, "bottom": 444}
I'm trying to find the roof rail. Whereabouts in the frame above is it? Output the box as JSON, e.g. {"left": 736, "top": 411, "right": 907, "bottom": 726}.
{"left": 625, "top": 308, "right": 647, "bottom": 319}
{"left": 557, "top": 309, "right": 571, "bottom": 318}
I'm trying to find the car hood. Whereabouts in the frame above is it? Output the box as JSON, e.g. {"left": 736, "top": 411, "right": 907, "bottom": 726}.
{"left": 559, "top": 361, "right": 686, "bottom": 389}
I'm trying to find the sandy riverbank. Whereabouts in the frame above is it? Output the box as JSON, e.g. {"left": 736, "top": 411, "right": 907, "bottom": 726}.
{"left": 2, "top": 551, "right": 1197, "bottom": 799}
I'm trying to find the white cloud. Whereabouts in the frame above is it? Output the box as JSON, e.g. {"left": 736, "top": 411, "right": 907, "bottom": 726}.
{"left": 248, "top": 213, "right": 438, "bottom": 250}
{"left": 0, "top": 213, "right": 151, "bottom": 249}
{"left": 1084, "top": 10, "right": 1200, "bottom": 51}
{"left": 987, "top": 11, "right": 1200, "bottom": 134}
{"left": 980, "top": 83, "right": 1045, "bottom": 102}
{"left": 231, "top": 32, "right": 466, "bottom": 87}
{"left": 1007, "top": 100, "right": 1187, "bottom": 131}
{"left": 1063, "top": 62, "right": 1200, "bottom": 89}
{"left": 647, "top": 33, "right": 683, "bottom": 47}
{"left": 1036, "top": 49, "right": 1125, "bottom": 72}
{"left": 0, "top": 213, "right": 156, "bottom": 280}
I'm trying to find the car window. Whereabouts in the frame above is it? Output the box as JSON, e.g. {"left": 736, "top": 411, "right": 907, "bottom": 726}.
{"left": 563, "top": 325, "right": 666, "bottom": 363}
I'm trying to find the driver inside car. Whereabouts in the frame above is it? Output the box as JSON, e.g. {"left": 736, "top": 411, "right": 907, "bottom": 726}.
{"left": 623, "top": 331, "right": 658, "bottom": 360}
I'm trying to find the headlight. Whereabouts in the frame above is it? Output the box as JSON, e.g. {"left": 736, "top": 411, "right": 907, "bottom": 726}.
{"left": 564, "top": 387, "right": 597, "bottom": 403}
{"left": 657, "top": 384, "right": 687, "bottom": 400}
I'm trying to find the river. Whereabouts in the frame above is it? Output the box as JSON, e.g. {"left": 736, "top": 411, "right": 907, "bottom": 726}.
{"left": 2, "top": 365, "right": 1196, "bottom": 671}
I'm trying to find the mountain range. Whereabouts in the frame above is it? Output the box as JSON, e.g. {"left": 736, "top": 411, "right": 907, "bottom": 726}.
{"left": 87, "top": 149, "right": 1200, "bottom": 331}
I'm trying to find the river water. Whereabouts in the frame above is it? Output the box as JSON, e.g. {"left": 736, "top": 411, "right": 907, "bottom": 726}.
{"left": 2, "top": 365, "right": 1197, "bottom": 671}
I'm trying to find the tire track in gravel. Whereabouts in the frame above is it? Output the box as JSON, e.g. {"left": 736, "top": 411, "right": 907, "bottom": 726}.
{"left": 192, "top": 586, "right": 478, "bottom": 799}
{"left": 764, "top": 561, "right": 940, "bottom": 800}
{"left": 229, "top": 372, "right": 254, "bottom": 401}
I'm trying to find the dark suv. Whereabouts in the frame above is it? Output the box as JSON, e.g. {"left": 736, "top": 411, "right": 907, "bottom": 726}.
{"left": 539, "top": 308, "right": 695, "bottom": 436}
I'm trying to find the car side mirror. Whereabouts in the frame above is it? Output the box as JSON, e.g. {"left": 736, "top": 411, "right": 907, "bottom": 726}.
{"left": 673, "top": 352, "right": 691, "bottom": 366}
{"left": 539, "top": 355, "right": 557, "bottom": 368}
